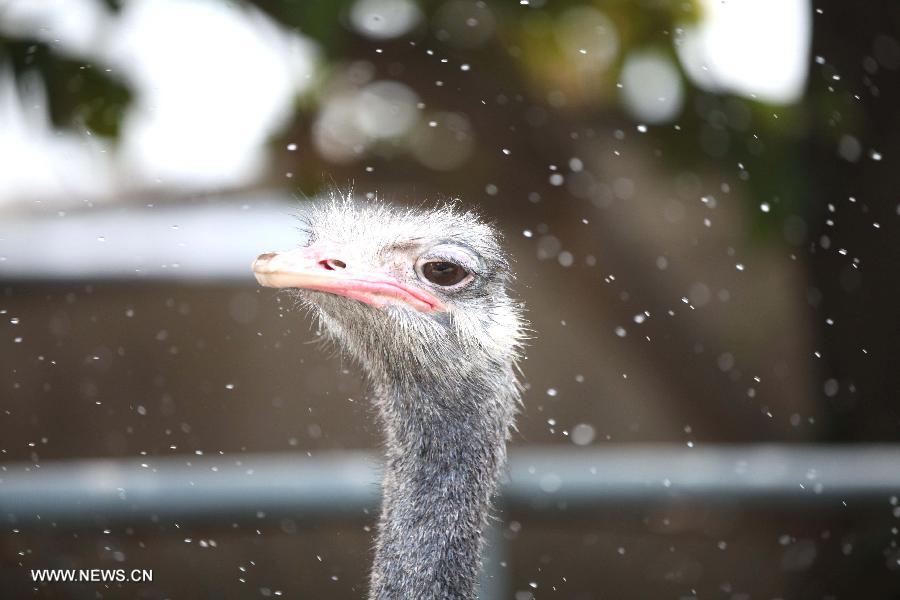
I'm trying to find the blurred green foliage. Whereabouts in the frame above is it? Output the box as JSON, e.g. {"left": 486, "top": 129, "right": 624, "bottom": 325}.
{"left": 253, "top": 0, "right": 353, "bottom": 55}
{"left": 0, "top": 39, "right": 132, "bottom": 138}
{"left": 0, "top": 0, "right": 814, "bottom": 237}
{"left": 0, "top": 0, "right": 700, "bottom": 138}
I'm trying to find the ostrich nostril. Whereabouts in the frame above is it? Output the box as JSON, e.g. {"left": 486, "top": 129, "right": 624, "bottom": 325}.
{"left": 256, "top": 252, "right": 278, "bottom": 262}
{"left": 320, "top": 259, "right": 347, "bottom": 271}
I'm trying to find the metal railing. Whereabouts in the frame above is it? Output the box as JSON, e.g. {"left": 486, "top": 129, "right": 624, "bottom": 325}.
{"left": 3, "top": 445, "right": 899, "bottom": 597}
{"left": 4, "top": 445, "right": 900, "bottom": 525}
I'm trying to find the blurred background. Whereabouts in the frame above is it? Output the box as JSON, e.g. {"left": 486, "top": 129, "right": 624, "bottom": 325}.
{"left": 1, "top": 0, "right": 899, "bottom": 598}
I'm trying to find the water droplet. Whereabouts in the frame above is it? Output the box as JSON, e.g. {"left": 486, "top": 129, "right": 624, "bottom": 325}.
{"left": 571, "top": 423, "right": 595, "bottom": 446}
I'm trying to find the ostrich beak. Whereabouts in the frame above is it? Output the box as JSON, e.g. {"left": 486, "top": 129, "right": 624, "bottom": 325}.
{"left": 252, "top": 248, "right": 443, "bottom": 312}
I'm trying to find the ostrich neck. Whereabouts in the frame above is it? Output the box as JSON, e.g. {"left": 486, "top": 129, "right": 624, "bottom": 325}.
{"left": 366, "top": 369, "right": 516, "bottom": 600}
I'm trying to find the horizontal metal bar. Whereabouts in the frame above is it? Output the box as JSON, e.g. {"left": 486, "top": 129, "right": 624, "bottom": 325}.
{"left": 1, "top": 445, "right": 898, "bottom": 525}
{"left": 507, "top": 445, "right": 900, "bottom": 509}
{"left": 0, "top": 197, "right": 303, "bottom": 282}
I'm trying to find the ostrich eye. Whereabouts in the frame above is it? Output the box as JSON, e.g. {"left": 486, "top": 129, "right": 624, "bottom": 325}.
{"left": 421, "top": 261, "right": 469, "bottom": 286}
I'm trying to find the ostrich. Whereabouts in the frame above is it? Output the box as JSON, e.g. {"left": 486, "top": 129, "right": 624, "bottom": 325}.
{"left": 252, "top": 197, "right": 525, "bottom": 599}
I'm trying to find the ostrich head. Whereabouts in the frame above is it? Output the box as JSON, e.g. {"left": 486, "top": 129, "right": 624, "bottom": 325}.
{"left": 253, "top": 197, "right": 524, "bottom": 390}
